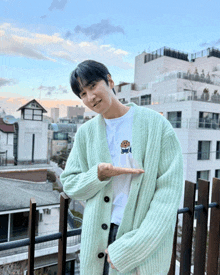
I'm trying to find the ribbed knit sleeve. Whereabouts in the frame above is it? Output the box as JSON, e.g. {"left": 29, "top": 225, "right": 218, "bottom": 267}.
{"left": 60, "top": 129, "right": 111, "bottom": 201}
{"left": 107, "top": 126, "right": 184, "bottom": 273}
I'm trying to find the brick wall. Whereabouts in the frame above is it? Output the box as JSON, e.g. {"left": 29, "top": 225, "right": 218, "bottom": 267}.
{"left": 0, "top": 169, "right": 47, "bottom": 182}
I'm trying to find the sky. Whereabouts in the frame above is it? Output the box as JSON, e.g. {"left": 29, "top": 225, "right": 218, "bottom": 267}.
{"left": 1, "top": 0, "right": 220, "bottom": 118}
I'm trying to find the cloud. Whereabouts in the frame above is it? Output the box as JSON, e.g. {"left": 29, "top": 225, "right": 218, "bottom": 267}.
{"left": 37, "top": 85, "right": 69, "bottom": 96}
{"left": 74, "top": 19, "right": 125, "bottom": 40}
{"left": 48, "top": 0, "right": 68, "bottom": 11}
{"left": 199, "top": 38, "right": 220, "bottom": 48}
{"left": 0, "top": 22, "right": 132, "bottom": 69}
{"left": 0, "top": 78, "right": 17, "bottom": 88}
{"left": 40, "top": 15, "right": 47, "bottom": 19}
{"left": 199, "top": 42, "right": 210, "bottom": 48}
{"left": 64, "top": 30, "right": 72, "bottom": 39}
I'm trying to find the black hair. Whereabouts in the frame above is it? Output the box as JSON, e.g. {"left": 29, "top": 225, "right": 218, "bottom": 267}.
{"left": 70, "top": 60, "right": 116, "bottom": 98}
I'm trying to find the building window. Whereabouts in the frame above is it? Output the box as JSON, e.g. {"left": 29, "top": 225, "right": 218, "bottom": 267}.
{"left": 24, "top": 109, "right": 33, "bottom": 120}
{"left": 0, "top": 214, "right": 8, "bottom": 243}
{"left": 119, "top": 98, "right": 128, "bottom": 104}
{"left": 196, "top": 170, "right": 209, "bottom": 189}
{"left": 199, "top": 112, "right": 219, "bottom": 129}
{"left": 167, "top": 111, "right": 181, "bottom": 128}
{"left": 216, "top": 141, "right": 220, "bottom": 159}
{"left": 130, "top": 97, "right": 139, "bottom": 105}
{"left": 10, "top": 212, "right": 29, "bottom": 241}
{"left": 23, "top": 109, "right": 43, "bottom": 121}
{"left": 53, "top": 132, "right": 68, "bottom": 140}
{"left": 198, "top": 141, "right": 211, "bottom": 160}
{"left": 141, "top": 94, "right": 151, "bottom": 105}
{"left": 215, "top": 169, "right": 220, "bottom": 178}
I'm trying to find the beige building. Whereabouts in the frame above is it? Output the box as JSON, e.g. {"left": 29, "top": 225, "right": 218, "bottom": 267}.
{"left": 67, "top": 105, "right": 85, "bottom": 119}
{"left": 51, "top": 108, "right": 59, "bottom": 123}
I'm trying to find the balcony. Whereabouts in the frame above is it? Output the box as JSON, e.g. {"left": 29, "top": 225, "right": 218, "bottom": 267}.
{"left": 0, "top": 178, "right": 220, "bottom": 274}
{"left": 168, "top": 118, "right": 220, "bottom": 130}
{"left": 151, "top": 90, "right": 220, "bottom": 105}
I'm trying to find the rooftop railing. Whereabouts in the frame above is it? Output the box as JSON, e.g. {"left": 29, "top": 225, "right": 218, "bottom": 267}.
{"left": 0, "top": 178, "right": 219, "bottom": 275}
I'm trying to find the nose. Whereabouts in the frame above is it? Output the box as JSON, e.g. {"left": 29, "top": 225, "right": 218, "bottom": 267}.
{"left": 87, "top": 92, "right": 96, "bottom": 103}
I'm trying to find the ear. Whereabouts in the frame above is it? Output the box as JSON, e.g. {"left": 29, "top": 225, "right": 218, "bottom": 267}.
{"left": 107, "top": 74, "right": 114, "bottom": 89}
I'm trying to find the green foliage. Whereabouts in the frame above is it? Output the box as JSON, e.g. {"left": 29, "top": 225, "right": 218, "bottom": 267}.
{"left": 47, "top": 170, "right": 56, "bottom": 182}
{"left": 70, "top": 209, "right": 83, "bottom": 228}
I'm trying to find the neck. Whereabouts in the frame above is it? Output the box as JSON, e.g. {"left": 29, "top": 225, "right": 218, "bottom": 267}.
{"left": 102, "top": 100, "right": 130, "bottom": 119}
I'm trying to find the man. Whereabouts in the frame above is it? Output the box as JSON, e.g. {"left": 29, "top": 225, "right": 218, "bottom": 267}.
{"left": 60, "top": 60, "right": 183, "bottom": 275}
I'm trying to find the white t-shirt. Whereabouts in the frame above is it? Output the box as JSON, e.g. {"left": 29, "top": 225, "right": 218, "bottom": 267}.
{"left": 104, "top": 106, "right": 138, "bottom": 225}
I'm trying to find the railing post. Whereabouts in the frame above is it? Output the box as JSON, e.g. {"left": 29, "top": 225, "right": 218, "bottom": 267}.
{"left": 58, "top": 192, "right": 70, "bottom": 275}
{"left": 207, "top": 178, "right": 220, "bottom": 275}
{"left": 194, "top": 179, "right": 210, "bottom": 275}
{"left": 180, "top": 180, "right": 196, "bottom": 275}
{"left": 28, "top": 198, "right": 36, "bottom": 275}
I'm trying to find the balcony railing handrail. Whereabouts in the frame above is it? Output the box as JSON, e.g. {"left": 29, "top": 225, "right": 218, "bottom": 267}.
{"left": 0, "top": 228, "right": 82, "bottom": 252}
{"left": 0, "top": 201, "right": 218, "bottom": 252}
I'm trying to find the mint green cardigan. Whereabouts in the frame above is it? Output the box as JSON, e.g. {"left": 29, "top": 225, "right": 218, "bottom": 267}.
{"left": 60, "top": 102, "right": 184, "bottom": 275}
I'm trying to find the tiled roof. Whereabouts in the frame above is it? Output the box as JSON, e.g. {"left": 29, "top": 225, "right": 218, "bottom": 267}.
{"left": 0, "top": 177, "right": 60, "bottom": 211}
{"left": 0, "top": 118, "right": 15, "bottom": 133}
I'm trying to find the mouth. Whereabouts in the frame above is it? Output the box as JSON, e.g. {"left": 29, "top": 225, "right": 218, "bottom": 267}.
{"left": 94, "top": 100, "right": 102, "bottom": 107}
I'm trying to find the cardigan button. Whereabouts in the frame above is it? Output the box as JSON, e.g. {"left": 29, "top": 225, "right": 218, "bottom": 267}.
{"left": 102, "top": 223, "right": 108, "bottom": 230}
{"left": 98, "top": 252, "right": 104, "bottom": 258}
{"left": 104, "top": 196, "right": 110, "bottom": 202}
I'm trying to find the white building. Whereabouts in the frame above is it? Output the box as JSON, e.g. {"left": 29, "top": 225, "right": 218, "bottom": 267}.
{"left": 116, "top": 47, "right": 220, "bottom": 184}
{"left": 16, "top": 99, "right": 48, "bottom": 165}
{"left": 117, "top": 47, "right": 220, "bottom": 226}
{"left": 51, "top": 107, "right": 59, "bottom": 123}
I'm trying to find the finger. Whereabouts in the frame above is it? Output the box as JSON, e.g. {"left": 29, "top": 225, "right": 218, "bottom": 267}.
{"left": 113, "top": 167, "right": 145, "bottom": 174}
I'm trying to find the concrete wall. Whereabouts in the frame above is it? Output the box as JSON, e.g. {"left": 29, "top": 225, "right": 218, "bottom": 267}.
{"left": 17, "top": 120, "right": 48, "bottom": 164}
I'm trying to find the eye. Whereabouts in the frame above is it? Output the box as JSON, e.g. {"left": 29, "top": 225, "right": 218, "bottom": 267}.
{"left": 80, "top": 92, "right": 86, "bottom": 98}
{"left": 90, "top": 83, "right": 96, "bottom": 88}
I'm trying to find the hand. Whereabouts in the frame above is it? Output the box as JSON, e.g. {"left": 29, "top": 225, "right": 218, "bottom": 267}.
{"left": 98, "top": 163, "right": 144, "bottom": 181}
{"left": 105, "top": 248, "right": 119, "bottom": 271}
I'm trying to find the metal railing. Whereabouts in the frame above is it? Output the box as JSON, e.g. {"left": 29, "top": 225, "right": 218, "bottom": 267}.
{"left": 0, "top": 194, "right": 82, "bottom": 275}
{"left": 0, "top": 178, "right": 219, "bottom": 275}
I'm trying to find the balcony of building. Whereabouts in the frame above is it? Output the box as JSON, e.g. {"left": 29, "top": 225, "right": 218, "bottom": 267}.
{"left": 128, "top": 89, "right": 220, "bottom": 108}
{"left": 143, "top": 46, "right": 220, "bottom": 64}
{"left": 0, "top": 178, "right": 220, "bottom": 274}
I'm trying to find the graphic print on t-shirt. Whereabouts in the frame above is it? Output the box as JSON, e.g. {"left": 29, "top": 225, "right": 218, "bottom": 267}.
{"left": 120, "top": 140, "right": 132, "bottom": 154}
{"left": 119, "top": 139, "right": 134, "bottom": 168}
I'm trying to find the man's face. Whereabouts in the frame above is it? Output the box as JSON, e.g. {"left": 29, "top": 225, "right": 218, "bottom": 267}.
{"left": 78, "top": 75, "right": 114, "bottom": 115}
